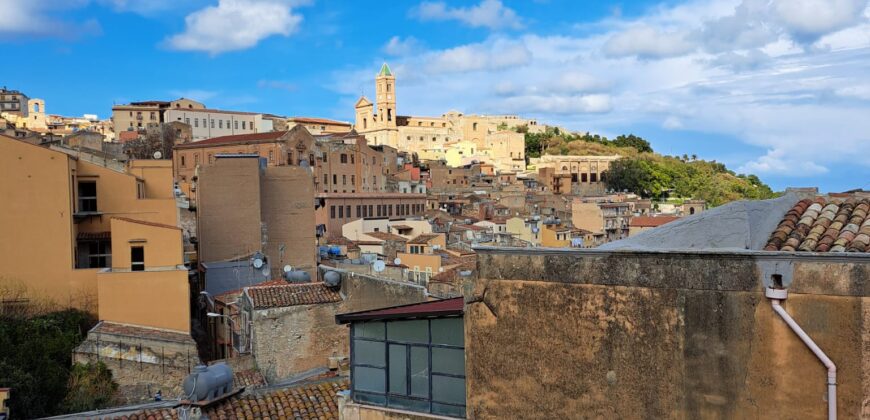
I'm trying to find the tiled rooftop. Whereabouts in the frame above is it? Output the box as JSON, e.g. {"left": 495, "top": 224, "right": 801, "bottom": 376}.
{"left": 246, "top": 282, "right": 343, "bottom": 309}
{"left": 363, "top": 231, "right": 408, "bottom": 242}
{"left": 175, "top": 131, "right": 289, "bottom": 148}
{"left": 109, "top": 378, "right": 348, "bottom": 420}
{"left": 764, "top": 197, "right": 870, "bottom": 252}
{"left": 630, "top": 215, "right": 681, "bottom": 228}
{"left": 234, "top": 369, "right": 267, "bottom": 389}
{"left": 408, "top": 233, "right": 441, "bottom": 244}
{"left": 89, "top": 322, "right": 192, "bottom": 343}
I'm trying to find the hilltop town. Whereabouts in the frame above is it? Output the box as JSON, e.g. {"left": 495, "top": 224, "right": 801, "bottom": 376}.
{"left": 1, "top": 63, "right": 869, "bottom": 420}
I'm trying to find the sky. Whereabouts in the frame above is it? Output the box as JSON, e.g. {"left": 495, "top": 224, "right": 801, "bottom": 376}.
{"left": 2, "top": 0, "right": 869, "bottom": 193}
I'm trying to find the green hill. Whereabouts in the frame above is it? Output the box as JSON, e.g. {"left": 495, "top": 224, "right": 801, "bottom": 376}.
{"left": 523, "top": 128, "right": 778, "bottom": 207}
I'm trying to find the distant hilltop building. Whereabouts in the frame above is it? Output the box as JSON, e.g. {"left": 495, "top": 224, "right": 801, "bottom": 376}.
{"left": 353, "top": 63, "right": 539, "bottom": 173}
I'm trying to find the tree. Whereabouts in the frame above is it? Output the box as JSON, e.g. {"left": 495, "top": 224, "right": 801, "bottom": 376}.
{"left": 496, "top": 122, "right": 508, "bottom": 131}
{"left": 124, "top": 124, "right": 179, "bottom": 160}
{"left": 612, "top": 134, "right": 653, "bottom": 153}
{"left": 61, "top": 362, "right": 119, "bottom": 413}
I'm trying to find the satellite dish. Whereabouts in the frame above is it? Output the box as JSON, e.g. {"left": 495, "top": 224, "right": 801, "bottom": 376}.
{"left": 283, "top": 265, "right": 293, "bottom": 273}
{"left": 153, "top": 151, "right": 162, "bottom": 159}
{"left": 373, "top": 260, "right": 386, "bottom": 272}
{"left": 393, "top": 257, "right": 402, "bottom": 265}
{"left": 261, "top": 267, "right": 270, "bottom": 276}
{"left": 251, "top": 252, "right": 265, "bottom": 269}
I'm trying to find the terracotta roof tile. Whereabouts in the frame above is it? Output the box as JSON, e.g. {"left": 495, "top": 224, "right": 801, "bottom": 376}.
{"left": 175, "top": 131, "right": 289, "bottom": 148}
{"left": 247, "top": 282, "right": 342, "bottom": 309}
{"left": 764, "top": 197, "right": 870, "bottom": 253}
{"left": 289, "top": 117, "right": 351, "bottom": 126}
{"left": 90, "top": 321, "right": 191, "bottom": 343}
{"left": 408, "top": 233, "right": 441, "bottom": 244}
{"left": 234, "top": 369, "right": 267, "bottom": 389}
{"left": 363, "top": 231, "right": 408, "bottom": 242}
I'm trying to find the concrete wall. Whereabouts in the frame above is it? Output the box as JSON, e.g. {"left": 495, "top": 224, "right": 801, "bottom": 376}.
{"left": 468, "top": 248, "right": 870, "bottom": 419}
{"left": 197, "top": 157, "right": 263, "bottom": 263}
{"left": 260, "top": 166, "right": 316, "bottom": 278}
{"left": 97, "top": 269, "right": 190, "bottom": 332}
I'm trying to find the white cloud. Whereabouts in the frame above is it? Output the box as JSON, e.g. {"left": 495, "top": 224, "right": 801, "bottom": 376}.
{"left": 334, "top": 0, "right": 870, "bottom": 183}
{"left": 662, "top": 116, "right": 683, "bottom": 130}
{"left": 603, "top": 25, "right": 696, "bottom": 58}
{"left": 383, "top": 36, "right": 422, "bottom": 56}
{"left": 166, "top": 0, "right": 302, "bottom": 55}
{"left": 772, "top": 0, "right": 868, "bottom": 42}
{"left": 97, "top": 0, "right": 178, "bottom": 14}
{"left": 413, "top": 0, "right": 523, "bottom": 30}
{"left": 0, "top": 0, "right": 100, "bottom": 38}
{"left": 425, "top": 37, "right": 531, "bottom": 73}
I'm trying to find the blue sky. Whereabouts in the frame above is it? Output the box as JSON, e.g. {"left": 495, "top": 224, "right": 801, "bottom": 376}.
{"left": 2, "top": 0, "right": 869, "bottom": 193}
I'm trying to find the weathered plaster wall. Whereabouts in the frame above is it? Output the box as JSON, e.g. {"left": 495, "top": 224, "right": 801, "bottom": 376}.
{"left": 468, "top": 249, "right": 870, "bottom": 419}
{"left": 253, "top": 272, "right": 428, "bottom": 382}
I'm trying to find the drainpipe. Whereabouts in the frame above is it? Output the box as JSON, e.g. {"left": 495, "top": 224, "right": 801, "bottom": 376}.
{"left": 766, "top": 286, "right": 837, "bottom": 420}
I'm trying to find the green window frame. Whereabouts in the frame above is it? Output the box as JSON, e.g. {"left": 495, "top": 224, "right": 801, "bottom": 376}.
{"left": 350, "top": 317, "right": 466, "bottom": 418}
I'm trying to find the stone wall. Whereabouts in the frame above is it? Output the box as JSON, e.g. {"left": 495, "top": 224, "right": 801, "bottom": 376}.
{"left": 467, "top": 248, "right": 870, "bottom": 419}
{"left": 74, "top": 328, "right": 199, "bottom": 404}
{"left": 252, "top": 272, "right": 427, "bottom": 383}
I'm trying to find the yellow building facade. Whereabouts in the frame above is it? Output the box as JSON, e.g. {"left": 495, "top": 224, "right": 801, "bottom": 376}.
{"left": 0, "top": 135, "right": 189, "bottom": 332}
{"left": 354, "top": 64, "right": 527, "bottom": 173}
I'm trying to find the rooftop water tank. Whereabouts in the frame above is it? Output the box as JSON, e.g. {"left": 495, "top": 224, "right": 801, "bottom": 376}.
{"left": 183, "top": 363, "right": 233, "bottom": 402}
{"left": 323, "top": 270, "right": 342, "bottom": 288}
{"left": 284, "top": 270, "right": 311, "bottom": 283}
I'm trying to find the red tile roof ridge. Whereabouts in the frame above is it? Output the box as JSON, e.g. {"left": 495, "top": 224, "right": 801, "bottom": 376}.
{"left": 175, "top": 130, "right": 290, "bottom": 148}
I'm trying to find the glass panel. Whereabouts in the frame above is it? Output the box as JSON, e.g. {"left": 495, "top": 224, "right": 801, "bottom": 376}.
{"left": 387, "top": 319, "right": 428, "bottom": 343}
{"left": 432, "top": 375, "right": 465, "bottom": 405}
{"left": 388, "top": 395, "right": 430, "bottom": 412}
{"left": 353, "top": 367, "right": 385, "bottom": 393}
{"left": 432, "top": 402, "right": 466, "bottom": 418}
{"left": 388, "top": 344, "right": 407, "bottom": 394}
{"left": 410, "top": 346, "right": 429, "bottom": 398}
{"left": 354, "top": 391, "right": 386, "bottom": 406}
{"left": 432, "top": 347, "right": 464, "bottom": 376}
{"left": 431, "top": 317, "right": 464, "bottom": 346}
{"left": 354, "top": 340, "right": 385, "bottom": 367}
{"left": 355, "top": 322, "right": 385, "bottom": 339}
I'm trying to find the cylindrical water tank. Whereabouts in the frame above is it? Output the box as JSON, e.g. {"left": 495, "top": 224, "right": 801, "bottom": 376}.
{"left": 183, "top": 363, "right": 233, "bottom": 402}
{"left": 323, "top": 270, "right": 342, "bottom": 288}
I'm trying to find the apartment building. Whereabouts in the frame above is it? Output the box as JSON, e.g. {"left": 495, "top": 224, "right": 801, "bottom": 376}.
{"left": 165, "top": 108, "right": 272, "bottom": 141}
{"left": 316, "top": 193, "right": 427, "bottom": 238}
{"left": 173, "top": 127, "right": 389, "bottom": 195}
{"left": 286, "top": 116, "right": 352, "bottom": 135}
{"left": 0, "top": 135, "right": 189, "bottom": 332}
{"left": 0, "top": 87, "right": 28, "bottom": 115}
{"left": 534, "top": 154, "right": 621, "bottom": 195}
{"left": 572, "top": 199, "right": 633, "bottom": 243}
{"left": 111, "top": 98, "right": 204, "bottom": 132}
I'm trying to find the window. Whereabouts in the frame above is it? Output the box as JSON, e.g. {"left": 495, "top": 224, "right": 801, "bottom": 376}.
{"left": 364, "top": 118, "right": 368, "bottom": 129}
{"left": 323, "top": 154, "right": 328, "bottom": 163}
{"left": 310, "top": 154, "right": 315, "bottom": 165}
{"left": 346, "top": 206, "right": 351, "bottom": 218}
{"left": 351, "top": 154, "right": 355, "bottom": 164}
{"left": 343, "top": 175, "right": 347, "bottom": 185}
{"left": 387, "top": 109, "right": 392, "bottom": 121}
{"left": 387, "top": 83, "right": 391, "bottom": 92}
{"left": 208, "top": 153, "right": 214, "bottom": 164}
{"left": 350, "top": 317, "right": 466, "bottom": 417}
{"left": 194, "top": 118, "right": 199, "bottom": 127}
{"left": 339, "top": 206, "right": 344, "bottom": 218}
{"left": 333, "top": 174, "right": 338, "bottom": 185}
{"left": 234, "top": 120, "right": 239, "bottom": 130}
{"left": 341, "top": 154, "right": 348, "bottom": 164}
{"left": 590, "top": 173, "right": 598, "bottom": 183}
{"left": 324, "top": 174, "right": 328, "bottom": 185}
{"left": 331, "top": 205, "right": 336, "bottom": 219}
{"left": 287, "top": 151, "right": 293, "bottom": 165}
{"left": 369, "top": 205, "right": 373, "bottom": 217}
{"left": 78, "top": 181, "right": 98, "bottom": 212}
{"left": 181, "top": 155, "right": 186, "bottom": 167}
{"left": 473, "top": 122, "right": 478, "bottom": 131}
{"left": 131, "top": 246, "right": 145, "bottom": 271}
{"left": 351, "top": 175, "right": 355, "bottom": 185}
{"left": 185, "top": 118, "right": 190, "bottom": 125}
{"left": 377, "top": 205, "right": 382, "bottom": 217}
{"left": 77, "top": 239, "right": 111, "bottom": 268}
{"left": 269, "top": 151, "right": 274, "bottom": 163}
{"left": 219, "top": 120, "right": 223, "bottom": 129}
{"left": 194, "top": 154, "right": 199, "bottom": 166}
{"left": 211, "top": 119, "right": 215, "bottom": 128}
{"left": 242, "top": 121, "right": 247, "bottom": 129}
{"left": 357, "top": 205, "right": 362, "bottom": 217}
{"left": 372, "top": 156, "right": 376, "bottom": 164}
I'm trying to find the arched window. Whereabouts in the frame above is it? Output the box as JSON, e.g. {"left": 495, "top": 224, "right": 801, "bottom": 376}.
{"left": 690, "top": 207, "right": 696, "bottom": 215}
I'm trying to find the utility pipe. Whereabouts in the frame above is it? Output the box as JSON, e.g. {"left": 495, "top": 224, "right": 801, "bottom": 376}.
{"left": 766, "top": 287, "right": 837, "bottom": 420}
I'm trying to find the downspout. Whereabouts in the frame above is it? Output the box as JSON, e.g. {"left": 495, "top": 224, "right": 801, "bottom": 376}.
{"left": 766, "top": 286, "right": 837, "bottom": 420}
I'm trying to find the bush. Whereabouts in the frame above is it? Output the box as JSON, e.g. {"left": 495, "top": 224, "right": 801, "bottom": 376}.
{"left": 61, "top": 362, "right": 119, "bottom": 413}
{"left": 0, "top": 309, "right": 97, "bottom": 418}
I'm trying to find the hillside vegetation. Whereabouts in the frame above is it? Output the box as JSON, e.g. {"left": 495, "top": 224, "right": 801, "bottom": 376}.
{"left": 524, "top": 128, "right": 778, "bottom": 206}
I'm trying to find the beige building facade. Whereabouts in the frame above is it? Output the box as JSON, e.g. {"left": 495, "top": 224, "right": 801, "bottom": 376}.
{"left": 165, "top": 108, "right": 272, "bottom": 141}
{"left": 0, "top": 136, "right": 189, "bottom": 332}
{"left": 354, "top": 64, "right": 527, "bottom": 173}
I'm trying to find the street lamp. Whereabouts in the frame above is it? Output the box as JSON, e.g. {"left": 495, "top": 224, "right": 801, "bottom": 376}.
{"left": 207, "top": 312, "right": 236, "bottom": 357}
